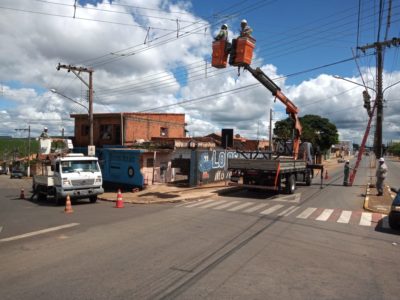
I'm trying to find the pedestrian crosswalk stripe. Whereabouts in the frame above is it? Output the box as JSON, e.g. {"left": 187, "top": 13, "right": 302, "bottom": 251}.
{"left": 184, "top": 199, "right": 214, "bottom": 208}
{"left": 199, "top": 200, "right": 227, "bottom": 209}
{"left": 243, "top": 203, "right": 269, "bottom": 213}
{"left": 260, "top": 204, "right": 284, "bottom": 215}
{"left": 381, "top": 215, "right": 390, "bottom": 229}
{"left": 360, "top": 212, "right": 372, "bottom": 226}
{"left": 227, "top": 202, "right": 254, "bottom": 212}
{"left": 297, "top": 207, "right": 317, "bottom": 219}
{"left": 337, "top": 210, "right": 352, "bottom": 223}
{"left": 316, "top": 209, "right": 334, "bottom": 221}
{"left": 278, "top": 205, "right": 300, "bottom": 217}
{"left": 213, "top": 201, "right": 240, "bottom": 210}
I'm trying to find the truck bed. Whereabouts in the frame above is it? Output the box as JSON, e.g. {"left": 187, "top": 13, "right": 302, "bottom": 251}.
{"left": 228, "top": 158, "right": 307, "bottom": 172}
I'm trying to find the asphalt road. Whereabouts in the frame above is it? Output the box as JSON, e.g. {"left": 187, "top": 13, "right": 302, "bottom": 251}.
{"left": 1, "top": 157, "right": 400, "bottom": 299}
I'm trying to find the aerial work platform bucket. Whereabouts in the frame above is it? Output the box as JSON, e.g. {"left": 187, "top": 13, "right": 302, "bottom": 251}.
{"left": 232, "top": 36, "right": 256, "bottom": 66}
{"left": 211, "top": 40, "right": 229, "bottom": 68}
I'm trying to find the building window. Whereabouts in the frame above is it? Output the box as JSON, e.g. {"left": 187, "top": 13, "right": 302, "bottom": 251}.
{"left": 160, "top": 127, "right": 168, "bottom": 137}
{"left": 100, "top": 125, "right": 113, "bottom": 140}
{"left": 147, "top": 158, "right": 154, "bottom": 167}
{"left": 81, "top": 125, "right": 89, "bottom": 136}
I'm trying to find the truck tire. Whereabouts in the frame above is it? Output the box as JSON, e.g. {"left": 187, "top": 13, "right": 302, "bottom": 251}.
{"left": 55, "top": 193, "right": 65, "bottom": 206}
{"left": 285, "top": 174, "right": 296, "bottom": 194}
{"left": 305, "top": 171, "right": 312, "bottom": 186}
{"left": 89, "top": 196, "right": 97, "bottom": 203}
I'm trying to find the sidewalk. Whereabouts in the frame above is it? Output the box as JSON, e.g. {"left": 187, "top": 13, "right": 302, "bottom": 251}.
{"left": 98, "top": 181, "right": 238, "bottom": 204}
{"left": 364, "top": 183, "right": 395, "bottom": 214}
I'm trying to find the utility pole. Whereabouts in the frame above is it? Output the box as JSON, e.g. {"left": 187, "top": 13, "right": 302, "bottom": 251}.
{"left": 357, "top": 37, "right": 400, "bottom": 158}
{"left": 15, "top": 126, "right": 31, "bottom": 177}
{"left": 56, "top": 63, "right": 94, "bottom": 147}
{"left": 269, "top": 108, "right": 273, "bottom": 152}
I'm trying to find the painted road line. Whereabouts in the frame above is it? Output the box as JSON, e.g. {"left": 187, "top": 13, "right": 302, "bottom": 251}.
{"left": 381, "top": 215, "right": 390, "bottom": 229}
{"left": 243, "top": 203, "right": 269, "bottom": 213}
{"left": 260, "top": 204, "right": 284, "bottom": 215}
{"left": 278, "top": 206, "right": 300, "bottom": 217}
{"left": 199, "top": 200, "right": 227, "bottom": 209}
{"left": 185, "top": 199, "right": 214, "bottom": 208}
{"left": 360, "top": 212, "right": 372, "bottom": 226}
{"left": 227, "top": 202, "right": 254, "bottom": 212}
{"left": 316, "top": 209, "right": 334, "bottom": 221}
{"left": 0, "top": 223, "right": 80, "bottom": 242}
{"left": 337, "top": 210, "right": 352, "bottom": 224}
{"left": 272, "top": 193, "right": 301, "bottom": 203}
{"left": 296, "top": 207, "right": 317, "bottom": 219}
{"left": 213, "top": 201, "right": 240, "bottom": 210}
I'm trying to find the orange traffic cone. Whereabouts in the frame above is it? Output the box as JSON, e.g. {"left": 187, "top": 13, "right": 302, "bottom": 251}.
{"left": 64, "top": 194, "right": 73, "bottom": 213}
{"left": 325, "top": 170, "right": 329, "bottom": 180}
{"left": 115, "top": 189, "right": 124, "bottom": 208}
{"left": 20, "top": 188, "right": 25, "bottom": 199}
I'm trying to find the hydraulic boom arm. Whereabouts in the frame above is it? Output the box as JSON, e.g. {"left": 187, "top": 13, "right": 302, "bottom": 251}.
{"left": 244, "top": 65, "right": 302, "bottom": 159}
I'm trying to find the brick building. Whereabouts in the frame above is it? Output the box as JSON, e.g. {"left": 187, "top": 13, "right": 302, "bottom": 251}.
{"left": 71, "top": 113, "right": 186, "bottom": 147}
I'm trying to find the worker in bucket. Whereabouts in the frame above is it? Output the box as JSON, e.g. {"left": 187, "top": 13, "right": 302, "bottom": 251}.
{"left": 214, "top": 24, "right": 228, "bottom": 41}
{"left": 343, "top": 160, "right": 351, "bottom": 186}
{"left": 240, "top": 19, "right": 253, "bottom": 37}
{"left": 40, "top": 127, "right": 49, "bottom": 138}
{"left": 376, "top": 157, "right": 388, "bottom": 196}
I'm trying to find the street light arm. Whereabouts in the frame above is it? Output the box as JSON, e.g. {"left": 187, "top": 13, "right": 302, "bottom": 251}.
{"left": 383, "top": 79, "right": 400, "bottom": 93}
{"left": 50, "top": 89, "right": 89, "bottom": 113}
{"left": 333, "top": 75, "right": 376, "bottom": 93}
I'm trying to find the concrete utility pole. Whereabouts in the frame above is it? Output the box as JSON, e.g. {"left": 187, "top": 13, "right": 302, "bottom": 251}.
{"left": 15, "top": 126, "right": 31, "bottom": 176}
{"left": 357, "top": 37, "right": 400, "bottom": 158}
{"left": 56, "top": 63, "right": 94, "bottom": 146}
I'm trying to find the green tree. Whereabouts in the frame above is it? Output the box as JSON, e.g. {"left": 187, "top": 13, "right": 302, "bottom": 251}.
{"left": 388, "top": 143, "right": 400, "bottom": 156}
{"left": 274, "top": 114, "right": 339, "bottom": 152}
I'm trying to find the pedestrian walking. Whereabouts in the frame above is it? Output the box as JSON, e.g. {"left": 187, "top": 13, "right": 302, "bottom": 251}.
{"left": 343, "top": 160, "right": 351, "bottom": 186}
{"left": 376, "top": 157, "right": 388, "bottom": 196}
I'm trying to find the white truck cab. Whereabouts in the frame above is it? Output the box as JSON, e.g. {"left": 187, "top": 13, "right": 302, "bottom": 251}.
{"left": 33, "top": 138, "right": 104, "bottom": 205}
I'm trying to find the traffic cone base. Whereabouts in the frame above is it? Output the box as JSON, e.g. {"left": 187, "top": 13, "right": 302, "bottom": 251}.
{"left": 115, "top": 189, "right": 124, "bottom": 208}
{"left": 20, "top": 188, "right": 25, "bottom": 199}
{"left": 64, "top": 195, "right": 74, "bottom": 213}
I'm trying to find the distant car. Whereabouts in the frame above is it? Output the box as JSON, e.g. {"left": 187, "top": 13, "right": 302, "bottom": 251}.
{"left": 10, "top": 168, "right": 23, "bottom": 179}
{"left": 0, "top": 166, "right": 6, "bottom": 175}
{"left": 389, "top": 191, "right": 400, "bottom": 229}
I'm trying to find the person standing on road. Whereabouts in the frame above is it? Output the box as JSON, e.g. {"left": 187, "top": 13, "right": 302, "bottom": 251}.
{"left": 376, "top": 157, "right": 388, "bottom": 196}
{"left": 343, "top": 160, "right": 351, "bottom": 186}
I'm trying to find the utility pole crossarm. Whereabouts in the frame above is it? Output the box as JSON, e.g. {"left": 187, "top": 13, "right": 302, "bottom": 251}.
{"left": 357, "top": 37, "right": 400, "bottom": 52}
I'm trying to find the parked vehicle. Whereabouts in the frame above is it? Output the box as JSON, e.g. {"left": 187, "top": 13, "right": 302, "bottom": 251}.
{"left": 389, "top": 191, "right": 400, "bottom": 229}
{"left": 10, "top": 168, "right": 23, "bottom": 179}
{"left": 32, "top": 137, "right": 103, "bottom": 205}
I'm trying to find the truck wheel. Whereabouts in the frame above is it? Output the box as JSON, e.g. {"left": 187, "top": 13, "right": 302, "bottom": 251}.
{"left": 89, "top": 196, "right": 97, "bottom": 203}
{"left": 55, "top": 194, "right": 65, "bottom": 206}
{"left": 285, "top": 174, "right": 296, "bottom": 194}
{"left": 305, "top": 172, "right": 312, "bottom": 186}
{"left": 388, "top": 213, "right": 399, "bottom": 229}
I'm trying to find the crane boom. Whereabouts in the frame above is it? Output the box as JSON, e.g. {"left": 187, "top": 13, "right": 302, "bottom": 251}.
{"left": 244, "top": 65, "right": 302, "bottom": 159}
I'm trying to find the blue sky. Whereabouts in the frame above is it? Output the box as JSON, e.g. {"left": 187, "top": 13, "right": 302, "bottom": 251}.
{"left": 0, "top": 0, "right": 399, "bottom": 143}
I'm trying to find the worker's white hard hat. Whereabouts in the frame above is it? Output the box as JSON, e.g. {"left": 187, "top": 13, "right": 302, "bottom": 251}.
{"left": 44, "top": 127, "right": 48, "bottom": 130}
{"left": 379, "top": 157, "right": 385, "bottom": 162}
{"left": 346, "top": 160, "right": 350, "bottom": 163}
{"left": 241, "top": 19, "right": 247, "bottom": 24}
{"left": 221, "top": 24, "right": 228, "bottom": 29}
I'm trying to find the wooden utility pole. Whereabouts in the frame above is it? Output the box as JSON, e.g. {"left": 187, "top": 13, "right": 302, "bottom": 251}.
{"left": 56, "top": 63, "right": 94, "bottom": 146}
{"left": 357, "top": 37, "right": 400, "bottom": 158}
